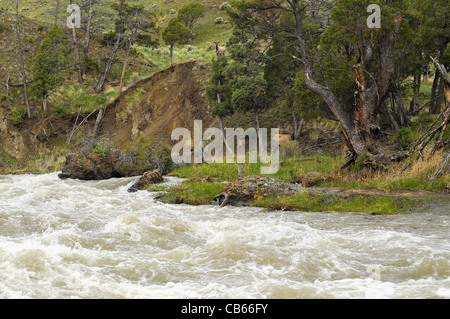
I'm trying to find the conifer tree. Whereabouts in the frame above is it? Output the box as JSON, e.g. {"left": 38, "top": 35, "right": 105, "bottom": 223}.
{"left": 31, "top": 24, "right": 69, "bottom": 113}
{"left": 162, "top": 18, "right": 191, "bottom": 65}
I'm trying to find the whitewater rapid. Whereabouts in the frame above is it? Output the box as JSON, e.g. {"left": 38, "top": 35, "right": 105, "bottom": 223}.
{"left": 0, "top": 173, "right": 449, "bottom": 298}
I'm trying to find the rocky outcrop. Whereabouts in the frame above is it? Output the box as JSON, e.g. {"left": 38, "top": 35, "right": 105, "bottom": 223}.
{"left": 213, "top": 175, "right": 300, "bottom": 207}
{"left": 58, "top": 151, "right": 123, "bottom": 180}
{"left": 127, "top": 169, "right": 164, "bottom": 192}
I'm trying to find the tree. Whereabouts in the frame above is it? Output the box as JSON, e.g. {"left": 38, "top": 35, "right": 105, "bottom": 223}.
{"left": 227, "top": 0, "right": 408, "bottom": 164}
{"left": 176, "top": 2, "right": 204, "bottom": 41}
{"left": 31, "top": 25, "right": 69, "bottom": 113}
{"left": 226, "top": 26, "right": 268, "bottom": 139}
{"left": 13, "top": 0, "right": 31, "bottom": 118}
{"left": 162, "top": 18, "right": 191, "bottom": 65}
{"left": 265, "top": 42, "right": 305, "bottom": 140}
{"left": 94, "top": 0, "right": 157, "bottom": 93}
{"left": 206, "top": 56, "right": 234, "bottom": 139}
{"left": 417, "top": 0, "right": 450, "bottom": 114}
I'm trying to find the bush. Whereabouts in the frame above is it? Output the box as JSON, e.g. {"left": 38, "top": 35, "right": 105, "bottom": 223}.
{"left": 12, "top": 106, "right": 27, "bottom": 125}
{"left": 0, "top": 22, "right": 7, "bottom": 33}
{"left": 117, "top": 138, "right": 174, "bottom": 176}
{"left": 219, "top": 2, "right": 230, "bottom": 10}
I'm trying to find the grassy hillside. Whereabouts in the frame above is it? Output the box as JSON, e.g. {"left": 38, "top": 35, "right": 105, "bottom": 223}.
{"left": 2, "top": 0, "right": 233, "bottom": 68}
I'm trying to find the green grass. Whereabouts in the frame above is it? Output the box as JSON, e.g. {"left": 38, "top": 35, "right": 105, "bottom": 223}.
{"left": 252, "top": 191, "right": 424, "bottom": 214}
{"left": 156, "top": 180, "right": 224, "bottom": 205}
{"left": 169, "top": 154, "right": 345, "bottom": 182}
{"left": 154, "top": 173, "right": 425, "bottom": 214}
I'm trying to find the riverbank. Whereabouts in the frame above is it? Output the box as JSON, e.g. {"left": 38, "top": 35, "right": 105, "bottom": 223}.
{"left": 150, "top": 153, "right": 450, "bottom": 215}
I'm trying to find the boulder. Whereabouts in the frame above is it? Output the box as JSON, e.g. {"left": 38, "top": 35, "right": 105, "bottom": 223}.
{"left": 127, "top": 169, "right": 164, "bottom": 192}
{"left": 213, "top": 175, "right": 300, "bottom": 207}
{"left": 58, "top": 151, "right": 123, "bottom": 180}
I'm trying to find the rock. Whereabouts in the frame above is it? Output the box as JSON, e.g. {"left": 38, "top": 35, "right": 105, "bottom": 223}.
{"left": 58, "top": 151, "right": 122, "bottom": 180}
{"left": 127, "top": 169, "right": 164, "bottom": 192}
{"left": 213, "top": 175, "right": 300, "bottom": 207}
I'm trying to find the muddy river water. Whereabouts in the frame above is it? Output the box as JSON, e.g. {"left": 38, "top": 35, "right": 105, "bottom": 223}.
{"left": 0, "top": 173, "right": 448, "bottom": 298}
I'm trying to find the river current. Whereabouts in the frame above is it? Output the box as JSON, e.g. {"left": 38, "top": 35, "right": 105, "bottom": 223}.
{"left": 0, "top": 172, "right": 449, "bottom": 299}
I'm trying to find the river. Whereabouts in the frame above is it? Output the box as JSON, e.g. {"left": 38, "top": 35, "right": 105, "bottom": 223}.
{"left": 0, "top": 173, "right": 449, "bottom": 299}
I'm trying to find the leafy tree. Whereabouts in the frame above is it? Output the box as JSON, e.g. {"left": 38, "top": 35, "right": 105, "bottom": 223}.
{"left": 31, "top": 24, "right": 69, "bottom": 113}
{"left": 162, "top": 18, "right": 191, "bottom": 65}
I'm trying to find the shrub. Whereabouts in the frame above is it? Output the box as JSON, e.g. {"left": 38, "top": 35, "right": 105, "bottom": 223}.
{"left": 214, "top": 17, "right": 224, "bottom": 24}
{"left": 117, "top": 138, "right": 174, "bottom": 176}
{"left": 12, "top": 106, "right": 27, "bottom": 125}
{"left": 219, "top": 2, "right": 230, "bottom": 10}
{"left": 0, "top": 22, "right": 7, "bottom": 33}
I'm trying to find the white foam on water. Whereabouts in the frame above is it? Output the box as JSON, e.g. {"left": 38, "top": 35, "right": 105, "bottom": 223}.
{"left": 0, "top": 172, "right": 449, "bottom": 298}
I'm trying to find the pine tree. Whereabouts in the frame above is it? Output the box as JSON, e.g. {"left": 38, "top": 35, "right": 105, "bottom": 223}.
{"left": 206, "top": 57, "right": 234, "bottom": 138}
{"left": 226, "top": 27, "right": 268, "bottom": 137}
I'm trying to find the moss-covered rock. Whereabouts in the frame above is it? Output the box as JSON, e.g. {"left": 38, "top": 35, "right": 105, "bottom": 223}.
{"left": 213, "top": 175, "right": 300, "bottom": 207}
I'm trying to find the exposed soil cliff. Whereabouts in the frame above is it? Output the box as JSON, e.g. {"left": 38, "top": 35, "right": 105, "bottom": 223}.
{"left": 0, "top": 61, "right": 214, "bottom": 172}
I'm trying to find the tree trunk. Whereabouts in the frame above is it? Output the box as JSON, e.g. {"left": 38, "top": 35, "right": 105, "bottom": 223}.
{"left": 392, "top": 83, "right": 410, "bottom": 127}
{"left": 169, "top": 44, "right": 174, "bottom": 65}
{"left": 119, "top": 40, "right": 132, "bottom": 92}
{"left": 291, "top": 0, "right": 365, "bottom": 157}
{"left": 291, "top": 104, "right": 304, "bottom": 141}
{"left": 83, "top": 0, "right": 93, "bottom": 57}
{"left": 82, "top": 0, "right": 93, "bottom": 75}
{"left": 94, "top": 35, "right": 121, "bottom": 93}
{"left": 72, "top": 24, "right": 83, "bottom": 84}
{"left": 53, "top": 0, "right": 60, "bottom": 25}
{"left": 42, "top": 95, "right": 47, "bottom": 113}
{"left": 430, "top": 49, "right": 446, "bottom": 114}
{"left": 291, "top": 0, "right": 402, "bottom": 161}
{"left": 434, "top": 78, "right": 445, "bottom": 114}
{"left": 14, "top": 0, "right": 31, "bottom": 118}
{"left": 430, "top": 69, "right": 440, "bottom": 114}
{"left": 410, "top": 71, "right": 421, "bottom": 114}
{"left": 92, "top": 108, "right": 104, "bottom": 139}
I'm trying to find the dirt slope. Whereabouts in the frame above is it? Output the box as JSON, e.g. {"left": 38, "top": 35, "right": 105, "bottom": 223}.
{"left": 0, "top": 61, "right": 214, "bottom": 171}
{"left": 100, "top": 60, "right": 214, "bottom": 147}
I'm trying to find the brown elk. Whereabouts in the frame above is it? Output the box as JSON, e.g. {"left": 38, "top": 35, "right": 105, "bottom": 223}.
{"left": 272, "top": 134, "right": 292, "bottom": 145}
{"left": 215, "top": 42, "right": 226, "bottom": 56}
